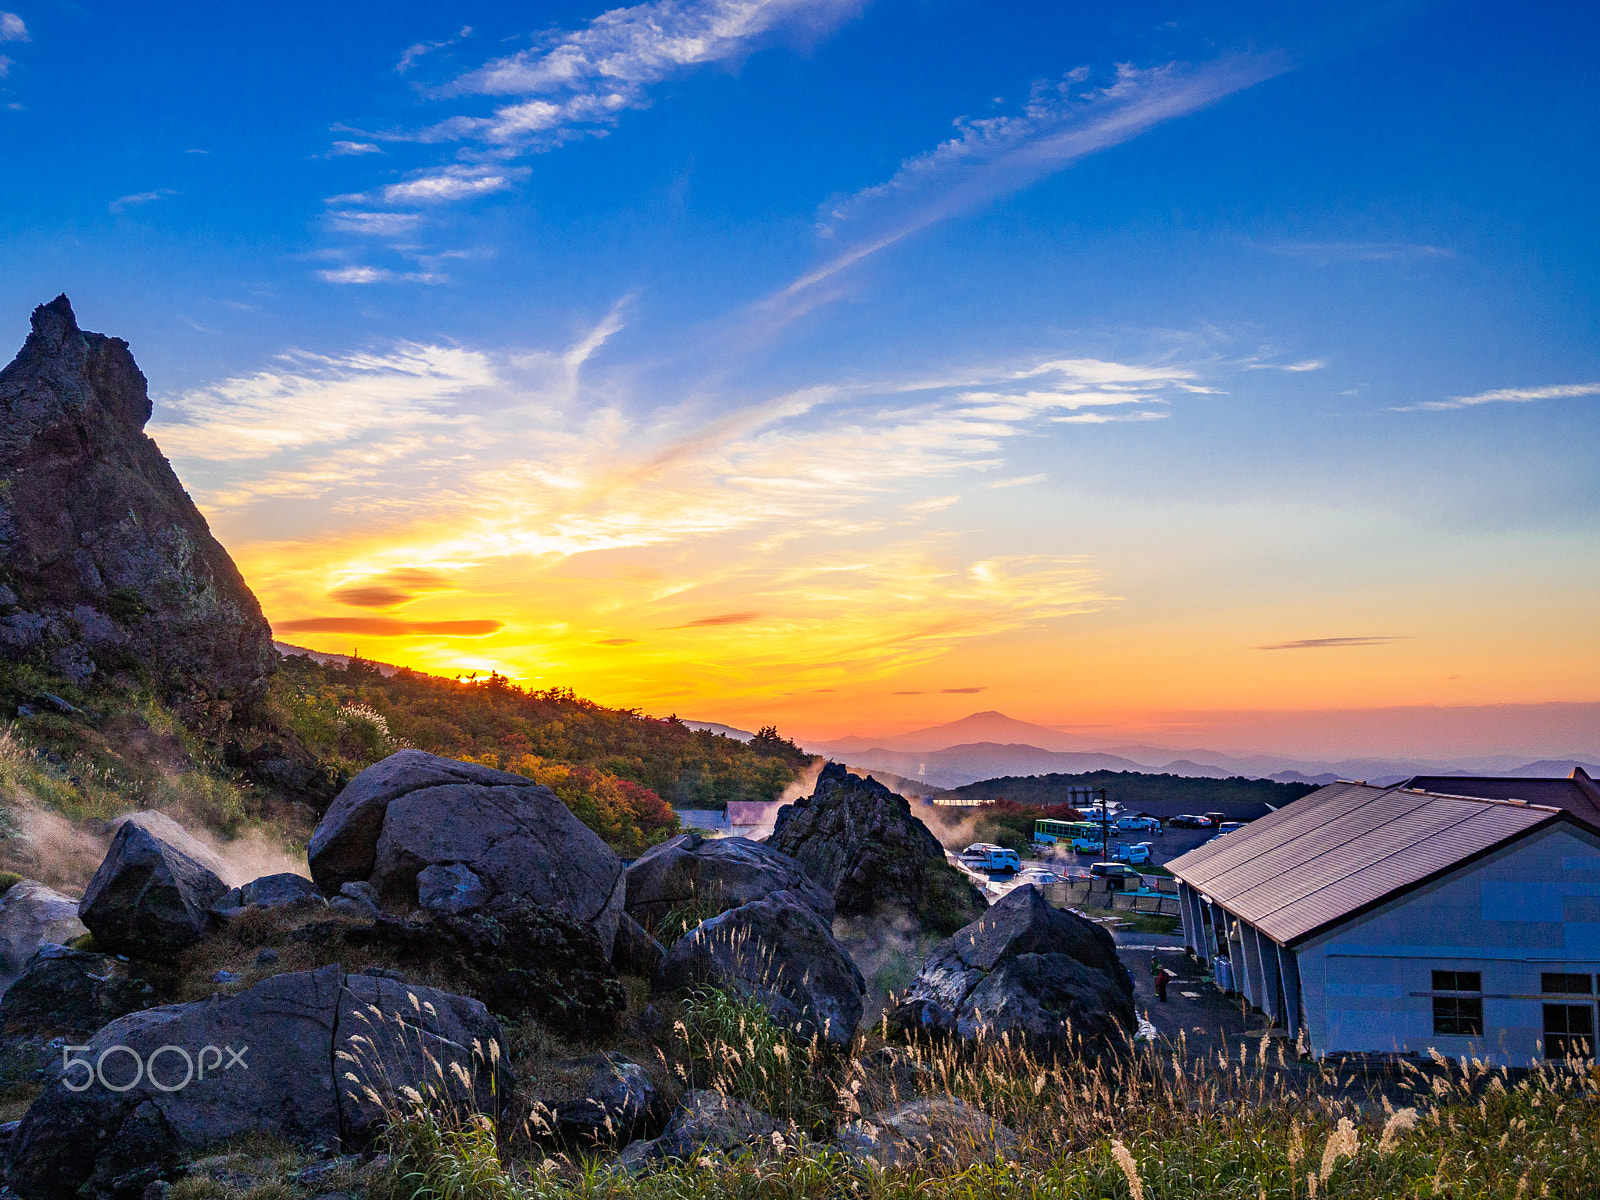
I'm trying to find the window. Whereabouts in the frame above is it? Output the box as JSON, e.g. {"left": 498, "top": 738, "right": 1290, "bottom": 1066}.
{"left": 1431, "top": 970, "right": 1483, "bottom": 1038}
{"left": 1541, "top": 973, "right": 1594, "bottom": 995}
{"left": 1432, "top": 970, "right": 1481, "bottom": 993}
{"left": 1543, "top": 1004, "right": 1595, "bottom": 1060}
{"left": 1433, "top": 996, "right": 1484, "bottom": 1037}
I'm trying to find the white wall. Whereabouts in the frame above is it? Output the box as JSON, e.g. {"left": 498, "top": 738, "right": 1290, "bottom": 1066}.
{"left": 1295, "top": 822, "right": 1600, "bottom": 1065}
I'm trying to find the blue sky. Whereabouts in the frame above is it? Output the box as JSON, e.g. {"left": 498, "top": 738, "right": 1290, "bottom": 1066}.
{"left": 1, "top": 0, "right": 1595, "bottom": 751}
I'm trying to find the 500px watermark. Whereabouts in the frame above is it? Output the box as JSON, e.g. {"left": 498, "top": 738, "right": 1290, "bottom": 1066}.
{"left": 60, "top": 1044, "right": 248, "bottom": 1092}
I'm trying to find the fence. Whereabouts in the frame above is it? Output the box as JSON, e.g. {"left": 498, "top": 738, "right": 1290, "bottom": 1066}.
{"left": 1045, "top": 878, "right": 1183, "bottom": 917}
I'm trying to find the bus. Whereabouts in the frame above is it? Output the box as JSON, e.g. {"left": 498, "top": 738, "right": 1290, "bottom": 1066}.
{"left": 1034, "top": 819, "right": 1100, "bottom": 846}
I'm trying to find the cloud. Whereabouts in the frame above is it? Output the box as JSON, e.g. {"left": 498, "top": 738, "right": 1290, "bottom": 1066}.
{"left": 1257, "top": 636, "right": 1407, "bottom": 650}
{"left": 1259, "top": 241, "right": 1454, "bottom": 265}
{"left": 771, "top": 55, "right": 1288, "bottom": 313}
{"left": 1391, "top": 382, "right": 1600, "bottom": 413}
{"left": 0, "top": 13, "right": 26, "bottom": 41}
{"left": 398, "top": 26, "right": 471, "bottom": 73}
{"left": 666, "top": 611, "right": 764, "bottom": 628}
{"left": 1247, "top": 358, "right": 1325, "bottom": 372}
{"left": 109, "top": 189, "right": 178, "bottom": 213}
{"left": 326, "top": 211, "right": 423, "bottom": 236}
{"left": 329, "top": 568, "right": 450, "bottom": 608}
{"left": 316, "top": 265, "right": 446, "bottom": 284}
{"left": 940, "top": 686, "right": 985, "bottom": 694}
{"left": 151, "top": 342, "right": 495, "bottom": 460}
{"left": 987, "top": 474, "right": 1046, "bottom": 488}
{"left": 423, "top": 0, "right": 861, "bottom": 152}
{"left": 277, "top": 617, "right": 503, "bottom": 636}
{"left": 328, "top": 140, "right": 382, "bottom": 156}
{"left": 596, "top": 638, "right": 638, "bottom": 645}
{"left": 0, "top": 55, "right": 11, "bottom": 78}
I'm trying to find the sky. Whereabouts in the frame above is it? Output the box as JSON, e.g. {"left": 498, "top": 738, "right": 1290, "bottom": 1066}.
{"left": 0, "top": 0, "right": 1596, "bottom": 754}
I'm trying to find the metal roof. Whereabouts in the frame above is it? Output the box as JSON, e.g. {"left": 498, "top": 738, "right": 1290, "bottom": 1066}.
{"left": 1168, "top": 781, "right": 1571, "bottom": 948}
{"left": 1400, "top": 770, "right": 1600, "bottom": 825}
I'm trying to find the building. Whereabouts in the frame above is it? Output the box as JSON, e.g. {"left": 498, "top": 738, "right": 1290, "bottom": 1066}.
{"left": 1168, "top": 772, "right": 1600, "bottom": 1065}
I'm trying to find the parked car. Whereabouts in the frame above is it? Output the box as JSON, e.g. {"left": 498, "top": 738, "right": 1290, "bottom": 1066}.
{"left": 1089, "top": 862, "right": 1144, "bottom": 889}
{"left": 1072, "top": 835, "right": 1109, "bottom": 855}
{"left": 1216, "top": 821, "right": 1245, "bottom": 835}
{"left": 1203, "top": 812, "right": 1226, "bottom": 826}
{"left": 1019, "top": 867, "right": 1061, "bottom": 884}
{"left": 1169, "top": 814, "right": 1214, "bottom": 828}
{"left": 1115, "top": 815, "right": 1162, "bottom": 833}
{"left": 1112, "top": 841, "right": 1153, "bottom": 865}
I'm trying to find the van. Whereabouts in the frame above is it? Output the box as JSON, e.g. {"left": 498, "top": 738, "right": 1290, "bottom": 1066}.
{"left": 1090, "top": 862, "right": 1143, "bottom": 890}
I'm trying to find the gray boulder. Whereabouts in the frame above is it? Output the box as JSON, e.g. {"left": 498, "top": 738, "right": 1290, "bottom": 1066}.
{"left": 0, "top": 881, "right": 87, "bottom": 993}
{"left": 416, "top": 862, "right": 488, "bottom": 915}
{"left": 0, "top": 295, "right": 276, "bottom": 707}
{"left": 835, "top": 1096, "right": 1017, "bottom": 1169}
{"left": 887, "top": 885, "right": 1133, "bottom": 1055}
{"left": 625, "top": 833, "right": 833, "bottom": 931}
{"left": 308, "top": 750, "right": 625, "bottom": 957}
{"left": 6, "top": 965, "right": 512, "bottom": 1198}
{"left": 611, "top": 911, "right": 665, "bottom": 979}
{"left": 549, "top": 1055, "right": 657, "bottom": 1147}
{"left": 0, "top": 944, "right": 159, "bottom": 1042}
{"left": 615, "top": 1090, "right": 791, "bottom": 1168}
{"left": 78, "top": 812, "right": 230, "bottom": 962}
{"left": 766, "top": 764, "right": 985, "bottom": 935}
{"left": 211, "top": 873, "right": 323, "bottom": 916}
{"left": 659, "top": 892, "right": 865, "bottom": 1045}
{"left": 9, "top": 965, "right": 344, "bottom": 1199}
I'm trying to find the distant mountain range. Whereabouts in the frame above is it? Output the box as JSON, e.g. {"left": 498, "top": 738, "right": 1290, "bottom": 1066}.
{"left": 796, "top": 710, "right": 1600, "bottom": 791}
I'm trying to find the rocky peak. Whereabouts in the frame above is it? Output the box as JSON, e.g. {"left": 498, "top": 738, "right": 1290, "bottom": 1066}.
{"left": 0, "top": 295, "right": 277, "bottom": 710}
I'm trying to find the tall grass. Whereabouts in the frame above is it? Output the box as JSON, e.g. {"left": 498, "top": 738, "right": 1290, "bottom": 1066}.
{"left": 375, "top": 989, "right": 1600, "bottom": 1200}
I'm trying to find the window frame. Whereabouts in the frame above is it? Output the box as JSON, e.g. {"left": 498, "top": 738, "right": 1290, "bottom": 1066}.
{"left": 1543, "top": 1002, "right": 1596, "bottom": 1060}
{"left": 1540, "top": 973, "right": 1594, "bottom": 996}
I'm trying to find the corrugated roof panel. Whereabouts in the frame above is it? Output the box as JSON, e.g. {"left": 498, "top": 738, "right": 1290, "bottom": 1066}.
{"left": 1170, "top": 781, "right": 1557, "bottom": 946}
{"left": 1170, "top": 784, "right": 1387, "bottom": 886}
{"left": 1201, "top": 792, "right": 1439, "bottom": 904}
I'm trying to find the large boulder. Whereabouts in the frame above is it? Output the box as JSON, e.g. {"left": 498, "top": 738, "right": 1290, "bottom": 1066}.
{"left": 0, "top": 880, "right": 87, "bottom": 993}
{"left": 615, "top": 1090, "right": 793, "bottom": 1168}
{"left": 625, "top": 833, "right": 833, "bottom": 931}
{"left": 887, "top": 885, "right": 1134, "bottom": 1055}
{"left": 308, "top": 750, "right": 626, "bottom": 957}
{"left": 659, "top": 892, "right": 865, "bottom": 1046}
{"left": 0, "top": 295, "right": 276, "bottom": 706}
{"left": 546, "top": 1054, "right": 658, "bottom": 1148}
{"left": 354, "top": 894, "right": 626, "bottom": 1040}
{"left": 337, "top": 972, "right": 513, "bottom": 1150}
{"left": 211, "top": 872, "right": 323, "bottom": 917}
{"left": 7, "top": 965, "right": 512, "bottom": 1199}
{"left": 78, "top": 812, "right": 230, "bottom": 962}
{"left": 766, "top": 764, "right": 985, "bottom": 935}
{"left": 835, "top": 1097, "right": 1017, "bottom": 1169}
{"left": 0, "top": 944, "right": 161, "bottom": 1043}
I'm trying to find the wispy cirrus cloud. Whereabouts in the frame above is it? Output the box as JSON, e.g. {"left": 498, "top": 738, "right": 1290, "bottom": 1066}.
{"left": 1392, "top": 382, "right": 1600, "bottom": 413}
{"left": 110, "top": 189, "right": 178, "bottom": 213}
{"left": 0, "top": 12, "right": 26, "bottom": 41}
{"left": 1259, "top": 241, "right": 1454, "bottom": 265}
{"left": 327, "top": 140, "right": 382, "bottom": 156}
{"left": 424, "top": 0, "right": 861, "bottom": 150}
{"left": 1257, "top": 636, "right": 1406, "bottom": 650}
{"left": 317, "top": 265, "right": 447, "bottom": 284}
{"left": 770, "top": 56, "right": 1287, "bottom": 314}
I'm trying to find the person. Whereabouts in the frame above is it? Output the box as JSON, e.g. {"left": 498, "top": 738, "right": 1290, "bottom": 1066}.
{"left": 1155, "top": 966, "right": 1176, "bottom": 1002}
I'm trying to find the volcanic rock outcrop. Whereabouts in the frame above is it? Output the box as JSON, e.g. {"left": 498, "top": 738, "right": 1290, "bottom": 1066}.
{"left": 658, "top": 891, "right": 866, "bottom": 1045}
{"left": 78, "top": 811, "right": 231, "bottom": 962}
{"left": 0, "top": 879, "right": 87, "bottom": 993}
{"left": 625, "top": 832, "right": 834, "bottom": 931}
{"left": 766, "top": 763, "right": 986, "bottom": 934}
{"left": 887, "top": 885, "right": 1134, "bottom": 1056}
{"left": 308, "top": 749, "right": 627, "bottom": 958}
{"left": 0, "top": 295, "right": 277, "bottom": 706}
{"left": 8, "top": 965, "right": 512, "bottom": 1199}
